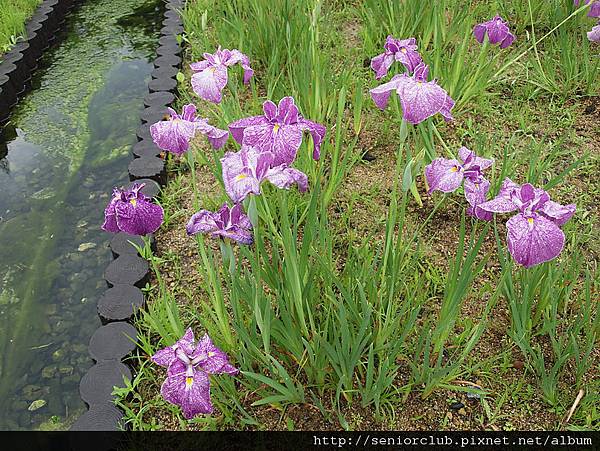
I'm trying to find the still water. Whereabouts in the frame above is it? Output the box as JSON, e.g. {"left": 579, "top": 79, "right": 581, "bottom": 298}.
{"left": 0, "top": 0, "right": 162, "bottom": 430}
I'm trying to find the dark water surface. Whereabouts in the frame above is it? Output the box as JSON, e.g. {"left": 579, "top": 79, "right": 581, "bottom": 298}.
{"left": 0, "top": 0, "right": 162, "bottom": 430}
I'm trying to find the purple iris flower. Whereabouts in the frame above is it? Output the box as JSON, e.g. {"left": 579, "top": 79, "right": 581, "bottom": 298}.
{"left": 150, "top": 104, "right": 229, "bottom": 156}
{"left": 101, "top": 183, "right": 164, "bottom": 235}
{"left": 575, "top": 0, "right": 600, "bottom": 18}
{"left": 221, "top": 145, "right": 308, "bottom": 203}
{"left": 370, "top": 36, "right": 423, "bottom": 79}
{"left": 473, "top": 15, "right": 516, "bottom": 48}
{"left": 478, "top": 179, "right": 576, "bottom": 268}
{"left": 425, "top": 147, "right": 494, "bottom": 221}
{"left": 588, "top": 22, "right": 600, "bottom": 41}
{"left": 186, "top": 203, "right": 254, "bottom": 245}
{"left": 228, "top": 96, "right": 326, "bottom": 166}
{"left": 152, "top": 328, "right": 238, "bottom": 419}
{"left": 190, "top": 47, "right": 253, "bottom": 104}
{"left": 370, "top": 63, "right": 455, "bottom": 124}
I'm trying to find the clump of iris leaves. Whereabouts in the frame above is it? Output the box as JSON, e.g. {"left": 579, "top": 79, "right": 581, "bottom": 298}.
{"left": 115, "top": 0, "right": 599, "bottom": 431}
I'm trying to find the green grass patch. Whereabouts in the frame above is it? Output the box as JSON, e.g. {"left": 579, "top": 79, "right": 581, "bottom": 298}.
{"left": 0, "top": 0, "right": 43, "bottom": 55}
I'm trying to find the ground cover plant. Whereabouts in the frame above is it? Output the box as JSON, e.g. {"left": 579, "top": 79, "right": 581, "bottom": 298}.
{"left": 111, "top": 0, "right": 599, "bottom": 431}
{"left": 0, "top": 0, "right": 42, "bottom": 56}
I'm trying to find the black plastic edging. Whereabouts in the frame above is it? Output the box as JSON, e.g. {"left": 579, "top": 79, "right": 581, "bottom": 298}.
{"left": 71, "top": 0, "right": 185, "bottom": 431}
{"left": 0, "top": 0, "right": 79, "bottom": 125}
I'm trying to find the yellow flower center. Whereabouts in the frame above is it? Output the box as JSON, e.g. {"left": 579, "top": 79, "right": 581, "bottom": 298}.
{"left": 208, "top": 351, "right": 216, "bottom": 357}
{"left": 235, "top": 174, "right": 247, "bottom": 181}
{"left": 273, "top": 124, "right": 280, "bottom": 133}
{"left": 130, "top": 199, "right": 137, "bottom": 207}
{"left": 450, "top": 166, "right": 458, "bottom": 172}
{"left": 185, "top": 377, "right": 194, "bottom": 388}
{"left": 401, "top": 48, "right": 407, "bottom": 54}
{"left": 528, "top": 217, "right": 534, "bottom": 225}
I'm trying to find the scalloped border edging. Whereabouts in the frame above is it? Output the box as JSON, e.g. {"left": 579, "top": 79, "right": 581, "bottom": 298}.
{"left": 71, "top": 0, "right": 185, "bottom": 431}
{"left": 0, "top": 0, "right": 81, "bottom": 125}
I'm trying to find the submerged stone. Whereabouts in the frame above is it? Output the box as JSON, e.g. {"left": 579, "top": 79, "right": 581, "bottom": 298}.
{"left": 28, "top": 399, "right": 47, "bottom": 411}
{"left": 41, "top": 365, "right": 57, "bottom": 379}
{"left": 77, "top": 242, "right": 96, "bottom": 252}
{"left": 58, "top": 365, "right": 74, "bottom": 376}
{"left": 23, "top": 384, "right": 48, "bottom": 401}
{"left": 51, "top": 349, "right": 65, "bottom": 362}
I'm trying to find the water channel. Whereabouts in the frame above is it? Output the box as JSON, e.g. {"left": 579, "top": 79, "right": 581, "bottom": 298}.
{"left": 0, "top": 0, "right": 162, "bottom": 430}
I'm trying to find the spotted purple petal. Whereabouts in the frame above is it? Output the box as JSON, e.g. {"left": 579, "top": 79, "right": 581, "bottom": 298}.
{"left": 186, "top": 204, "right": 253, "bottom": 245}
{"left": 228, "top": 97, "right": 324, "bottom": 166}
{"left": 150, "top": 104, "right": 227, "bottom": 154}
{"left": 506, "top": 213, "right": 565, "bottom": 268}
{"left": 392, "top": 38, "right": 423, "bottom": 73}
{"left": 458, "top": 146, "right": 494, "bottom": 170}
{"left": 114, "top": 199, "right": 164, "bottom": 236}
{"left": 265, "top": 165, "right": 309, "bottom": 193}
{"left": 576, "top": 1, "right": 600, "bottom": 17}
{"left": 150, "top": 116, "right": 196, "bottom": 155}
{"left": 371, "top": 52, "right": 396, "bottom": 80}
{"left": 185, "top": 210, "right": 221, "bottom": 236}
{"left": 478, "top": 178, "right": 520, "bottom": 214}
{"left": 152, "top": 328, "right": 196, "bottom": 368}
{"left": 101, "top": 196, "right": 120, "bottom": 233}
{"left": 229, "top": 203, "right": 252, "bottom": 231}
{"left": 588, "top": 22, "right": 600, "bottom": 42}
{"left": 191, "top": 64, "right": 229, "bottom": 104}
{"left": 540, "top": 200, "right": 576, "bottom": 227}
{"left": 371, "top": 36, "right": 422, "bottom": 78}
{"left": 241, "top": 123, "right": 303, "bottom": 167}
{"left": 194, "top": 119, "right": 229, "bottom": 149}
{"left": 160, "top": 363, "right": 213, "bottom": 418}
{"left": 369, "top": 74, "right": 405, "bottom": 110}
{"left": 228, "top": 115, "right": 270, "bottom": 144}
{"left": 474, "top": 15, "right": 516, "bottom": 48}
{"left": 276, "top": 97, "right": 300, "bottom": 124}
{"left": 101, "top": 184, "right": 163, "bottom": 235}
{"left": 371, "top": 64, "right": 455, "bottom": 124}
{"left": 193, "top": 334, "right": 239, "bottom": 375}
{"left": 396, "top": 73, "right": 455, "bottom": 124}
{"left": 226, "top": 49, "right": 254, "bottom": 84}
{"left": 425, "top": 158, "right": 464, "bottom": 193}
{"left": 464, "top": 178, "right": 493, "bottom": 221}
{"left": 221, "top": 149, "right": 263, "bottom": 203}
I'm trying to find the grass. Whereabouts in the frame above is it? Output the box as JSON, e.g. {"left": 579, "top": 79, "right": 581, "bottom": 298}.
{"left": 117, "top": 0, "right": 599, "bottom": 431}
{"left": 0, "top": 0, "right": 42, "bottom": 56}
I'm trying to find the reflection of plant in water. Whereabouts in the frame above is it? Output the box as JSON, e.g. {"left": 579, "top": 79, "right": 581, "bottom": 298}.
{"left": 116, "top": 0, "right": 165, "bottom": 55}
{"left": 0, "top": 268, "right": 19, "bottom": 383}
{"left": 0, "top": 132, "right": 8, "bottom": 174}
{"left": 0, "top": 269, "right": 19, "bottom": 306}
{"left": 85, "top": 61, "right": 153, "bottom": 168}
{"left": 0, "top": 157, "right": 8, "bottom": 175}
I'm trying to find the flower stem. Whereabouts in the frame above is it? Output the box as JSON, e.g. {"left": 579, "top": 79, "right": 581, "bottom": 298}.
{"left": 186, "top": 149, "right": 201, "bottom": 211}
{"left": 219, "top": 239, "right": 236, "bottom": 275}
